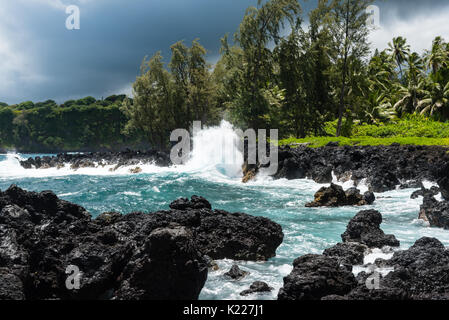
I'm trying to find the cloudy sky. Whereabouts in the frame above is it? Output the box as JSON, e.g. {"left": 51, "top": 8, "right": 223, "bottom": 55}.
{"left": 1, "top": 0, "right": 448, "bottom": 105}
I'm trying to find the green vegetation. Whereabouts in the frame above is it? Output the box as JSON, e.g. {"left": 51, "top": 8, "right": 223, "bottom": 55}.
{"left": 279, "top": 136, "right": 449, "bottom": 148}
{"left": 0, "top": 95, "right": 143, "bottom": 152}
{"left": 121, "top": 40, "right": 220, "bottom": 149}
{"left": 2, "top": 0, "right": 449, "bottom": 151}
{"left": 124, "top": 0, "right": 449, "bottom": 147}
{"left": 280, "top": 116, "right": 449, "bottom": 147}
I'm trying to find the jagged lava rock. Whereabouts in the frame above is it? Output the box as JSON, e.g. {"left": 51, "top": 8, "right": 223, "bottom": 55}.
{"left": 323, "top": 242, "right": 368, "bottom": 269}
{"left": 240, "top": 281, "right": 273, "bottom": 296}
{"left": 305, "top": 184, "right": 375, "bottom": 207}
{"left": 277, "top": 254, "right": 357, "bottom": 300}
{"left": 273, "top": 145, "right": 449, "bottom": 193}
{"left": 0, "top": 185, "right": 283, "bottom": 299}
{"left": 224, "top": 265, "right": 249, "bottom": 280}
{"left": 341, "top": 210, "right": 400, "bottom": 248}
{"left": 347, "top": 237, "right": 449, "bottom": 300}
{"left": 419, "top": 195, "right": 449, "bottom": 229}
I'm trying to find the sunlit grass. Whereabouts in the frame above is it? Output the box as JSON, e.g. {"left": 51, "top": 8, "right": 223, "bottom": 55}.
{"left": 279, "top": 136, "right": 449, "bottom": 148}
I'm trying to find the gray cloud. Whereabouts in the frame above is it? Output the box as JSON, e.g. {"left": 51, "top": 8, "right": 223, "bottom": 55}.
{"left": 0, "top": 0, "right": 448, "bottom": 104}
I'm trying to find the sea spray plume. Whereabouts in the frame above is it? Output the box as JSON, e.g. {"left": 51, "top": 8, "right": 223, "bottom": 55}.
{"left": 169, "top": 120, "right": 278, "bottom": 178}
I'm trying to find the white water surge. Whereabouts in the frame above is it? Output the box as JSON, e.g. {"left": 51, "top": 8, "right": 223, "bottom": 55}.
{"left": 0, "top": 121, "right": 245, "bottom": 181}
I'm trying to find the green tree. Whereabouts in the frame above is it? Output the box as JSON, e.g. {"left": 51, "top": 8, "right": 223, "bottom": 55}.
{"left": 387, "top": 36, "right": 410, "bottom": 80}
{"left": 122, "top": 52, "right": 175, "bottom": 149}
{"left": 222, "top": 0, "right": 301, "bottom": 129}
{"left": 326, "top": 0, "right": 372, "bottom": 136}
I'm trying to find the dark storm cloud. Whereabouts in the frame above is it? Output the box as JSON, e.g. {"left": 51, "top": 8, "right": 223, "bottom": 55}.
{"left": 0, "top": 0, "right": 447, "bottom": 104}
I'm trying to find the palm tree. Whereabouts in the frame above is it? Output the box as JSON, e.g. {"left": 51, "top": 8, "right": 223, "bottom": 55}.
{"left": 393, "top": 82, "right": 425, "bottom": 115}
{"left": 417, "top": 75, "right": 449, "bottom": 119}
{"left": 387, "top": 37, "right": 410, "bottom": 80}
{"left": 426, "top": 36, "right": 448, "bottom": 75}
{"left": 363, "top": 90, "right": 396, "bottom": 124}
{"left": 393, "top": 52, "right": 425, "bottom": 115}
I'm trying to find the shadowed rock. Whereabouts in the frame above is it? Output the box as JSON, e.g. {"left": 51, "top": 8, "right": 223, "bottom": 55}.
{"left": 277, "top": 254, "right": 357, "bottom": 300}
{"left": 0, "top": 185, "right": 283, "bottom": 300}
{"left": 272, "top": 145, "right": 449, "bottom": 193}
{"left": 419, "top": 195, "right": 449, "bottom": 229}
{"left": 323, "top": 242, "right": 368, "bottom": 270}
{"left": 341, "top": 210, "right": 400, "bottom": 248}
{"left": 240, "top": 281, "right": 273, "bottom": 296}
{"left": 224, "top": 265, "right": 249, "bottom": 280}
{"left": 305, "top": 184, "right": 375, "bottom": 207}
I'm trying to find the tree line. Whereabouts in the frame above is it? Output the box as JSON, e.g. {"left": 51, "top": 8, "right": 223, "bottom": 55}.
{"left": 125, "top": 0, "right": 449, "bottom": 147}
{"left": 0, "top": 95, "right": 145, "bottom": 152}
{"left": 2, "top": 0, "right": 449, "bottom": 151}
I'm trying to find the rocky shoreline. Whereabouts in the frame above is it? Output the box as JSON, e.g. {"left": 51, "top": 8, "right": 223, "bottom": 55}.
{"left": 19, "top": 149, "right": 171, "bottom": 171}
{"left": 269, "top": 144, "right": 449, "bottom": 193}
{"left": 5, "top": 144, "right": 449, "bottom": 300}
{"left": 1, "top": 184, "right": 449, "bottom": 300}
{"left": 19, "top": 145, "right": 449, "bottom": 194}
{"left": 0, "top": 186, "right": 282, "bottom": 300}
{"left": 278, "top": 209, "right": 449, "bottom": 300}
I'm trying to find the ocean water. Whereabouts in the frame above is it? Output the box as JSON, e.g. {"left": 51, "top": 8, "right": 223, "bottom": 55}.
{"left": 0, "top": 121, "right": 448, "bottom": 300}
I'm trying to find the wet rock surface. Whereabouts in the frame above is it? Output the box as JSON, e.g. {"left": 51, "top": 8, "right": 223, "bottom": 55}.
{"left": 224, "top": 265, "right": 249, "bottom": 280}
{"left": 240, "top": 281, "right": 273, "bottom": 296}
{"left": 19, "top": 149, "right": 171, "bottom": 170}
{"left": 0, "top": 186, "right": 283, "bottom": 300}
{"left": 341, "top": 210, "right": 400, "bottom": 248}
{"left": 279, "top": 209, "right": 449, "bottom": 300}
{"left": 273, "top": 145, "right": 449, "bottom": 193}
{"left": 323, "top": 242, "right": 368, "bottom": 269}
{"left": 419, "top": 195, "right": 449, "bottom": 229}
{"left": 305, "top": 184, "right": 375, "bottom": 207}
{"left": 277, "top": 254, "right": 357, "bottom": 300}
{"left": 411, "top": 186, "right": 440, "bottom": 199}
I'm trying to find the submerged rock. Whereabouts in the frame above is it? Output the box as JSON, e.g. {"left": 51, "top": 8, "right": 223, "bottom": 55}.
{"left": 0, "top": 185, "right": 283, "bottom": 300}
{"left": 240, "top": 281, "right": 273, "bottom": 296}
{"left": 224, "top": 265, "right": 249, "bottom": 280}
{"left": 341, "top": 210, "right": 400, "bottom": 248}
{"left": 129, "top": 167, "right": 142, "bottom": 174}
{"left": 305, "top": 184, "right": 375, "bottom": 208}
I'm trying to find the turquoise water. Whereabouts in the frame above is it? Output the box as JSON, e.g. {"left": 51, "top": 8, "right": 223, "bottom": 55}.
{"left": 1, "top": 149, "right": 448, "bottom": 300}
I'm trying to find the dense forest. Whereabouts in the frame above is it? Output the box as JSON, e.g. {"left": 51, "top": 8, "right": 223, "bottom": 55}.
{"left": 0, "top": 95, "right": 146, "bottom": 152}
{"left": 1, "top": 0, "right": 449, "bottom": 152}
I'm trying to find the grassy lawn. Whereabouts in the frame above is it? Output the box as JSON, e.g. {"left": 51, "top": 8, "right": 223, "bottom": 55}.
{"left": 279, "top": 136, "right": 449, "bottom": 148}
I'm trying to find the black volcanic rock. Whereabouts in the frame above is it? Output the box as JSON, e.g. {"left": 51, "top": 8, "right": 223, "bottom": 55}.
{"left": 240, "top": 281, "right": 273, "bottom": 296}
{"left": 411, "top": 186, "right": 440, "bottom": 199}
{"left": 341, "top": 210, "right": 400, "bottom": 248}
{"left": 419, "top": 195, "right": 449, "bottom": 230}
{"left": 272, "top": 145, "right": 449, "bottom": 193}
{"left": 434, "top": 162, "right": 449, "bottom": 200}
{"left": 323, "top": 242, "right": 368, "bottom": 269}
{"left": 19, "top": 150, "right": 171, "bottom": 170}
{"left": 305, "top": 184, "right": 375, "bottom": 207}
{"left": 0, "top": 185, "right": 283, "bottom": 300}
{"left": 224, "top": 265, "right": 249, "bottom": 280}
{"left": 277, "top": 254, "right": 357, "bottom": 300}
{"left": 347, "top": 237, "right": 449, "bottom": 300}
{"left": 279, "top": 211, "right": 449, "bottom": 300}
